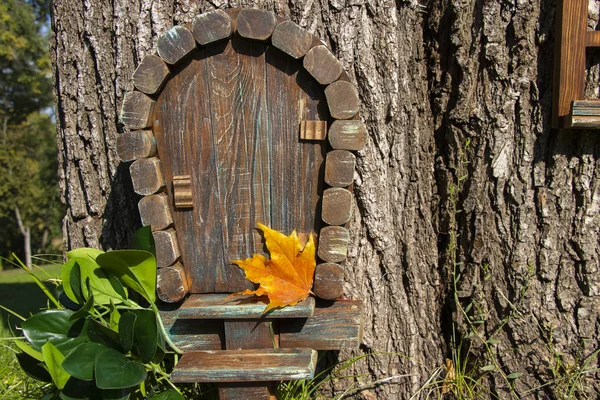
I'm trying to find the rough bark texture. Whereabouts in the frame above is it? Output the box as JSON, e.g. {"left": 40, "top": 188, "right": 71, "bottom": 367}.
{"left": 52, "top": 0, "right": 600, "bottom": 398}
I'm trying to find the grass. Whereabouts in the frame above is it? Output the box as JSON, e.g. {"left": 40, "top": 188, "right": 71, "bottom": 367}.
{"left": 0, "top": 259, "right": 61, "bottom": 399}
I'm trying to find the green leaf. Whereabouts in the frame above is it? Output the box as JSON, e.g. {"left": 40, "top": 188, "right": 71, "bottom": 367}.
{"left": 481, "top": 365, "right": 496, "bottom": 371}
{"left": 62, "top": 259, "right": 83, "bottom": 304}
{"left": 109, "top": 302, "right": 121, "bottom": 331}
{"left": 109, "top": 276, "right": 128, "bottom": 300}
{"left": 15, "top": 352, "right": 52, "bottom": 382}
{"left": 14, "top": 339, "right": 44, "bottom": 361}
{"left": 96, "top": 250, "right": 157, "bottom": 303}
{"left": 42, "top": 341, "right": 71, "bottom": 389}
{"left": 67, "top": 248, "right": 104, "bottom": 261}
{"left": 101, "top": 388, "right": 133, "bottom": 400}
{"left": 487, "top": 339, "right": 501, "bottom": 345}
{"left": 21, "top": 309, "right": 78, "bottom": 351}
{"left": 76, "top": 257, "right": 124, "bottom": 305}
{"left": 85, "top": 320, "right": 121, "bottom": 351}
{"left": 130, "top": 226, "right": 155, "bottom": 257}
{"left": 149, "top": 391, "right": 185, "bottom": 400}
{"left": 118, "top": 312, "right": 137, "bottom": 353}
{"left": 94, "top": 348, "right": 146, "bottom": 390}
{"left": 60, "top": 377, "right": 97, "bottom": 400}
{"left": 507, "top": 372, "right": 523, "bottom": 380}
{"left": 152, "top": 344, "right": 166, "bottom": 364}
{"left": 132, "top": 310, "right": 158, "bottom": 363}
{"left": 70, "top": 293, "right": 94, "bottom": 321}
{"left": 62, "top": 342, "right": 107, "bottom": 381}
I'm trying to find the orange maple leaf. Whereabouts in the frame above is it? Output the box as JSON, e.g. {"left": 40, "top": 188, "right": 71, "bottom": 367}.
{"left": 232, "top": 223, "right": 316, "bottom": 312}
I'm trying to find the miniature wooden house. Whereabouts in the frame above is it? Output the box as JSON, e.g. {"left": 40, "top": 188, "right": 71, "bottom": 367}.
{"left": 117, "top": 8, "right": 364, "bottom": 399}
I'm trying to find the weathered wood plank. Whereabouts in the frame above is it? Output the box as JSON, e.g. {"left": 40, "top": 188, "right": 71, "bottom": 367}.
{"left": 313, "top": 263, "right": 344, "bottom": 300}
{"left": 570, "top": 100, "right": 600, "bottom": 128}
{"left": 132, "top": 54, "right": 170, "bottom": 95}
{"left": 266, "top": 45, "right": 326, "bottom": 237}
{"left": 192, "top": 10, "right": 232, "bottom": 45}
{"left": 171, "top": 349, "right": 318, "bottom": 382}
{"left": 218, "top": 383, "right": 271, "bottom": 400}
{"left": 325, "top": 150, "right": 355, "bottom": 187}
{"left": 321, "top": 187, "right": 353, "bottom": 226}
{"left": 224, "top": 320, "right": 275, "bottom": 349}
{"left": 120, "top": 91, "right": 154, "bottom": 129}
{"left": 130, "top": 157, "right": 165, "bottom": 195}
{"left": 156, "top": 262, "right": 189, "bottom": 303}
{"left": 235, "top": 9, "right": 276, "bottom": 41}
{"left": 303, "top": 45, "right": 343, "bottom": 85}
{"left": 318, "top": 226, "right": 349, "bottom": 263}
{"left": 280, "top": 299, "right": 363, "bottom": 350}
{"left": 116, "top": 130, "right": 156, "bottom": 161}
{"left": 300, "top": 120, "right": 327, "bottom": 140}
{"left": 177, "top": 294, "right": 315, "bottom": 319}
{"left": 153, "top": 228, "right": 180, "bottom": 268}
{"left": 325, "top": 81, "right": 359, "bottom": 119}
{"left": 138, "top": 193, "right": 173, "bottom": 230}
{"left": 162, "top": 300, "right": 363, "bottom": 352}
{"left": 328, "top": 120, "right": 368, "bottom": 151}
{"left": 172, "top": 175, "right": 193, "bottom": 209}
{"left": 552, "top": 0, "right": 587, "bottom": 128}
{"left": 271, "top": 21, "right": 313, "bottom": 59}
{"left": 152, "top": 44, "right": 227, "bottom": 293}
{"left": 159, "top": 312, "right": 224, "bottom": 351}
{"left": 156, "top": 26, "right": 196, "bottom": 65}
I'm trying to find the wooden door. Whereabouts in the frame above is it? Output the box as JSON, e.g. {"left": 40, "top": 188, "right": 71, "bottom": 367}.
{"left": 152, "top": 39, "right": 327, "bottom": 293}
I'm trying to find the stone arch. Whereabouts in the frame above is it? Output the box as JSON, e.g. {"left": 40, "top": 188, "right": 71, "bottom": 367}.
{"left": 117, "top": 8, "right": 367, "bottom": 303}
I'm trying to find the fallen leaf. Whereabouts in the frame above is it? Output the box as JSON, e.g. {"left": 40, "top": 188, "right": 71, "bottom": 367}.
{"left": 232, "top": 223, "right": 316, "bottom": 312}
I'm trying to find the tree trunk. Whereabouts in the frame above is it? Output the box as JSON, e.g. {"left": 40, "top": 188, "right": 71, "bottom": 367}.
{"left": 52, "top": 0, "right": 600, "bottom": 398}
{"left": 14, "top": 206, "right": 31, "bottom": 268}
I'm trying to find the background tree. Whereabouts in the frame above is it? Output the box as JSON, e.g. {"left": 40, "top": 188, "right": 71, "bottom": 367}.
{"left": 0, "top": 0, "right": 61, "bottom": 267}
{"left": 52, "top": 0, "right": 600, "bottom": 398}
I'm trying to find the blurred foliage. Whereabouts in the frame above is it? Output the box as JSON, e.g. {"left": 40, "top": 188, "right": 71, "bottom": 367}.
{"left": 0, "top": 0, "right": 62, "bottom": 266}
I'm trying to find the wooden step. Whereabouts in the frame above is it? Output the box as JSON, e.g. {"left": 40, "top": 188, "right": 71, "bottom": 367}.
{"left": 176, "top": 294, "right": 315, "bottom": 319}
{"left": 160, "top": 299, "right": 363, "bottom": 351}
{"left": 570, "top": 100, "right": 600, "bottom": 128}
{"left": 170, "top": 348, "right": 317, "bottom": 383}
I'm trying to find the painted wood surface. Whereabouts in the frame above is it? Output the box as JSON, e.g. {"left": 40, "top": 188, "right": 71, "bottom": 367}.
{"left": 133, "top": 54, "right": 170, "bottom": 95}
{"left": 279, "top": 299, "right": 362, "bottom": 349}
{"left": 570, "top": 100, "right": 600, "bottom": 127}
{"left": 156, "top": 262, "right": 189, "bottom": 303}
{"left": 160, "top": 299, "right": 363, "bottom": 351}
{"left": 553, "top": 0, "right": 587, "bottom": 128}
{"left": 313, "top": 263, "right": 344, "bottom": 300}
{"left": 324, "top": 81, "right": 359, "bottom": 119}
{"left": 321, "top": 187, "right": 353, "bottom": 226}
{"left": 172, "top": 175, "right": 193, "bottom": 209}
{"left": 160, "top": 311, "right": 224, "bottom": 351}
{"left": 177, "top": 294, "right": 315, "bottom": 319}
{"left": 153, "top": 228, "right": 180, "bottom": 267}
{"left": 328, "top": 120, "right": 368, "bottom": 151}
{"left": 325, "top": 150, "right": 355, "bottom": 187}
{"left": 170, "top": 348, "right": 317, "bottom": 382}
{"left": 120, "top": 91, "right": 154, "bottom": 129}
{"left": 317, "top": 226, "right": 349, "bottom": 263}
{"left": 271, "top": 21, "right": 313, "bottom": 59}
{"left": 129, "top": 157, "right": 165, "bottom": 195}
{"left": 192, "top": 10, "right": 233, "bottom": 45}
{"left": 152, "top": 38, "right": 326, "bottom": 293}
{"left": 116, "top": 130, "right": 156, "bottom": 161}
{"left": 299, "top": 120, "right": 327, "bottom": 140}
{"left": 157, "top": 26, "right": 196, "bottom": 65}
{"left": 303, "top": 45, "right": 343, "bottom": 85}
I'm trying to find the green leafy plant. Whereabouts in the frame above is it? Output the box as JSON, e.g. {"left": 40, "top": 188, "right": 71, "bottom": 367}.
{"left": 5, "top": 227, "right": 185, "bottom": 400}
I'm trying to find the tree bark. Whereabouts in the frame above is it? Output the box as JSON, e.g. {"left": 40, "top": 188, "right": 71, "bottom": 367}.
{"left": 52, "top": 0, "right": 600, "bottom": 398}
